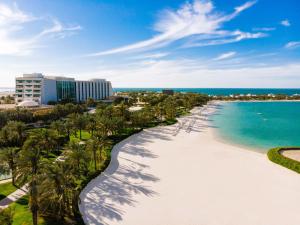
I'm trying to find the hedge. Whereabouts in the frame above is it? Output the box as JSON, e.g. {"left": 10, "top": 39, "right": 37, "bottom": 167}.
{"left": 267, "top": 147, "right": 300, "bottom": 173}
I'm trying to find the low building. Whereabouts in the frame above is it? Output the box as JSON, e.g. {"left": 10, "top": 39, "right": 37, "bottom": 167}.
{"left": 15, "top": 73, "right": 113, "bottom": 105}
{"left": 162, "top": 89, "right": 174, "bottom": 95}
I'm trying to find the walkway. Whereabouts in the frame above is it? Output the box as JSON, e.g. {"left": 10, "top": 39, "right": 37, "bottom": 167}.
{"left": 0, "top": 185, "right": 28, "bottom": 210}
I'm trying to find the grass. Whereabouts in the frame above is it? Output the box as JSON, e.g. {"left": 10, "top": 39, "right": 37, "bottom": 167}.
{"left": 5, "top": 112, "right": 183, "bottom": 224}
{"left": 10, "top": 196, "right": 45, "bottom": 225}
{"left": 70, "top": 130, "right": 91, "bottom": 142}
{"left": 267, "top": 147, "right": 300, "bottom": 173}
{"left": 0, "top": 181, "right": 17, "bottom": 201}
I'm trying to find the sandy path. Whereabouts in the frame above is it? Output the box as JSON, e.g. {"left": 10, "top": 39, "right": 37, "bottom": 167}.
{"left": 79, "top": 103, "right": 300, "bottom": 225}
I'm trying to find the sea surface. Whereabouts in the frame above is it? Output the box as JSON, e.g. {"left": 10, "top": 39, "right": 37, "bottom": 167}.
{"left": 211, "top": 101, "right": 300, "bottom": 152}
{"left": 114, "top": 88, "right": 300, "bottom": 96}
{"left": 2, "top": 87, "right": 300, "bottom": 96}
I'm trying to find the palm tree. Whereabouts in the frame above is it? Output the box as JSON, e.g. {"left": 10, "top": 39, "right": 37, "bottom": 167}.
{"left": 69, "top": 113, "right": 87, "bottom": 140}
{"left": 38, "top": 129, "right": 59, "bottom": 157}
{"left": 50, "top": 120, "right": 64, "bottom": 136}
{"left": 39, "top": 161, "right": 69, "bottom": 220}
{"left": 0, "top": 121, "right": 26, "bottom": 147}
{"left": 155, "top": 103, "right": 164, "bottom": 122}
{"left": 64, "top": 119, "right": 73, "bottom": 140}
{"left": 16, "top": 132, "right": 45, "bottom": 225}
{"left": 86, "top": 138, "right": 98, "bottom": 171}
{"left": 97, "top": 137, "right": 111, "bottom": 163}
{"left": 0, "top": 147, "right": 19, "bottom": 186}
{"left": 86, "top": 115, "right": 97, "bottom": 137}
{"left": 65, "top": 141, "right": 90, "bottom": 177}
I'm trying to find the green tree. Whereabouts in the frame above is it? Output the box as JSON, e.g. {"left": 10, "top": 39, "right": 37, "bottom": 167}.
{"left": 69, "top": 113, "right": 87, "bottom": 140}
{"left": 0, "top": 147, "right": 19, "bottom": 186}
{"left": 39, "top": 161, "right": 70, "bottom": 220}
{"left": 0, "top": 121, "right": 26, "bottom": 147}
{"left": 0, "top": 207, "right": 14, "bottom": 225}
{"left": 16, "top": 132, "right": 45, "bottom": 225}
{"left": 65, "top": 141, "right": 90, "bottom": 177}
{"left": 38, "top": 129, "right": 59, "bottom": 157}
{"left": 86, "top": 138, "right": 98, "bottom": 171}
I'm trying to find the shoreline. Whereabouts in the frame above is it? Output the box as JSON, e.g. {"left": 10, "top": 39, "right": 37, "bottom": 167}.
{"left": 207, "top": 101, "right": 270, "bottom": 154}
{"left": 79, "top": 102, "right": 300, "bottom": 225}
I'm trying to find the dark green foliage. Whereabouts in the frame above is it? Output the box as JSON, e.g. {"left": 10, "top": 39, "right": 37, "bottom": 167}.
{"left": 267, "top": 147, "right": 300, "bottom": 173}
{"left": 3, "top": 92, "right": 210, "bottom": 224}
{"left": 0, "top": 206, "right": 14, "bottom": 225}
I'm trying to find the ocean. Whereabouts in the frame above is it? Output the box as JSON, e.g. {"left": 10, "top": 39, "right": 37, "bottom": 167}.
{"left": 2, "top": 87, "right": 300, "bottom": 96}
{"left": 114, "top": 88, "right": 300, "bottom": 96}
{"left": 211, "top": 101, "right": 300, "bottom": 152}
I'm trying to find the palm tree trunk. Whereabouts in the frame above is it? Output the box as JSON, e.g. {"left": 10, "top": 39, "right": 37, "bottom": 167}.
{"left": 12, "top": 169, "right": 15, "bottom": 186}
{"left": 93, "top": 150, "right": 97, "bottom": 171}
{"left": 31, "top": 180, "right": 38, "bottom": 225}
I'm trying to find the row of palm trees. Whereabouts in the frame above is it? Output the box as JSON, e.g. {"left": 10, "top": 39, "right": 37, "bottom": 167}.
{"left": 0, "top": 92, "right": 209, "bottom": 224}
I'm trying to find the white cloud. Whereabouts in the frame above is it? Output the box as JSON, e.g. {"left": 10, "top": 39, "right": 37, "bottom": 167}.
{"left": 131, "top": 52, "right": 169, "bottom": 60}
{"left": 89, "top": 0, "right": 259, "bottom": 56}
{"left": 252, "top": 27, "right": 276, "bottom": 31}
{"left": 0, "top": 3, "right": 81, "bottom": 56}
{"left": 0, "top": 3, "right": 34, "bottom": 25}
{"left": 81, "top": 59, "right": 300, "bottom": 88}
{"left": 234, "top": 1, "right": 257, "bottom": 13}
{"left": 214, "top": 51, "right": 236, "bottom": 61}
{"left": 285, "top": 41, "right": 300, "bottom": 49}
{"left": 280, "top": 19, "right": 291, "bottom": 27}
{"left": 184, "top": 30, "right": 267, "bottom": 48}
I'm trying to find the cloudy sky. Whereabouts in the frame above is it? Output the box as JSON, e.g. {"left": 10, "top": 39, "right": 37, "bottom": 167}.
{"left": 0, "top": 0, "right": 299, "bottom": 88}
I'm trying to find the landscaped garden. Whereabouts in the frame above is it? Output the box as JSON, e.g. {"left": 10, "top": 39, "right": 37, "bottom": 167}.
{"left": 0, "top": 92, "right": 209, "bottom": 225}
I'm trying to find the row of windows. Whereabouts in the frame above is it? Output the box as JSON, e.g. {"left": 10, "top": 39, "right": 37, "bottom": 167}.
{"left": 16, "top": 94, "right": 40, "bottom": 97}
{"left": 16, "top": 85, "right": 41, "bottom": 88}
{"left": 16, "top": 80, "right": 41, "bottom": 83}
{"left": 56, "top": 81, "right": 76, "bottom": 101}
{"left": 76, "top": 82, "right": 110, "bottom": 102}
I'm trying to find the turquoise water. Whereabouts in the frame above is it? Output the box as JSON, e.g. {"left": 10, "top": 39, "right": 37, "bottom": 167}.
{"left": 114, "top": 88, "right": 300, "bottom": 96}
{"left": 211, "top": 102, "right": 300, "bottom": 152}
{"left": 2, "top": 87, "right": 300, "bottom": 96}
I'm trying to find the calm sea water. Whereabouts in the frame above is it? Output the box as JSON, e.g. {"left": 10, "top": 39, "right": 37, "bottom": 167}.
{"left": 2, "top": 87, "right": 300, "bottom": 96}
{"left": 114, "top": 88, "right": 300, "bottom": 96}
{"left": 211, "top": 102, "right": 300, "bottom": 152}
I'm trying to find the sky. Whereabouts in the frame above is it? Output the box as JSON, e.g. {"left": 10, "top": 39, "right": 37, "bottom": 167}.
{"left": 0, "top": 0, "right": 299, "bottom": 88}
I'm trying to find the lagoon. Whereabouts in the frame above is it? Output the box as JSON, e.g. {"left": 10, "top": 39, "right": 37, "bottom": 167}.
{"left": 211, "top": 101, "right": 300, "bottom": 152}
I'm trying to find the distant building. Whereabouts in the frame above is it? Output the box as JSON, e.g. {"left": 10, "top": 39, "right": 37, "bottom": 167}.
{"left": 15, "top": 73, "right": 113, "bottom": 105}
{"left": 162, "top": 89, "right": 174, "bottom": 95}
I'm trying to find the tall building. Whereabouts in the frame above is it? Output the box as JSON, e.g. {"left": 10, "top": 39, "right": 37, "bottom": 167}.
{"left": 15, "top": 73, "right": 113, "bottom": 104}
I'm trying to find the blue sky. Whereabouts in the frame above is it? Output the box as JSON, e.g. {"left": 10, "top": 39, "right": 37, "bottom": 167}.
{"left": 0, "top": 0, "right": 299, "bottom": 87}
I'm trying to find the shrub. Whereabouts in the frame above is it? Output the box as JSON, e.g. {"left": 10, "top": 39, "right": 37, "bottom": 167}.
{"left": 267, "top": 147, "right": 300, "bottom": 173}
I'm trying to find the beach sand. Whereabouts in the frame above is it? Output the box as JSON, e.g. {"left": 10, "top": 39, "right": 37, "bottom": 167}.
{"left": 281, "top": 149, "right": 300, "bottom": 162}
{"left": 79, "top": 102, "right": 300, "bottom": 225}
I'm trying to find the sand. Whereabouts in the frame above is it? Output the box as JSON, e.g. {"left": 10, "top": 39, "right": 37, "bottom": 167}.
{"left": 281, "top": 149, "right": 300, "bottom": 162}
{"left": 79, "top": 102, "right": 300, "bottom": 225}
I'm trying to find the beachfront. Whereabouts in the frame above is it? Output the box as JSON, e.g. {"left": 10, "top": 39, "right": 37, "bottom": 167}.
{"left": 79, "top": 102, "right": 300, "bottom": 225}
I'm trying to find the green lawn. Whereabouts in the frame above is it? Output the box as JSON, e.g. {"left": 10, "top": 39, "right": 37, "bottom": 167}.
{"left": 70, "top": 130, "right": 91, "bottom": 141}
{"left": 10, "top": 195, "right": 46, "bottom": 225}
{"left": 0, "top": 181, "right": 17, "bottom": 201}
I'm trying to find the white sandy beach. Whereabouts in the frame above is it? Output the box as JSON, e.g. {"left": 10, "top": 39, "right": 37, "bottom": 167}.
{"left": 79, "top": 102, "right": 300, "bottom": 225}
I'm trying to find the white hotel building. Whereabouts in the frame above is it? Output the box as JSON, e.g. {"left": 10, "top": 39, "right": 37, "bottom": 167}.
{"left": 15, "top": 73, "right": 113, "bottom": 105}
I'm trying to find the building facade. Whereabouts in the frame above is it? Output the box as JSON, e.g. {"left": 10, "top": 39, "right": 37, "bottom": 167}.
{"left": 15, "top": 73, "right": 113, "bottom": 104}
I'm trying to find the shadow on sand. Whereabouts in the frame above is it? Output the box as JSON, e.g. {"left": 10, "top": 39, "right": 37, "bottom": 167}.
{"left": 79, "top": 105, "right": 218, "bottom": 225}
